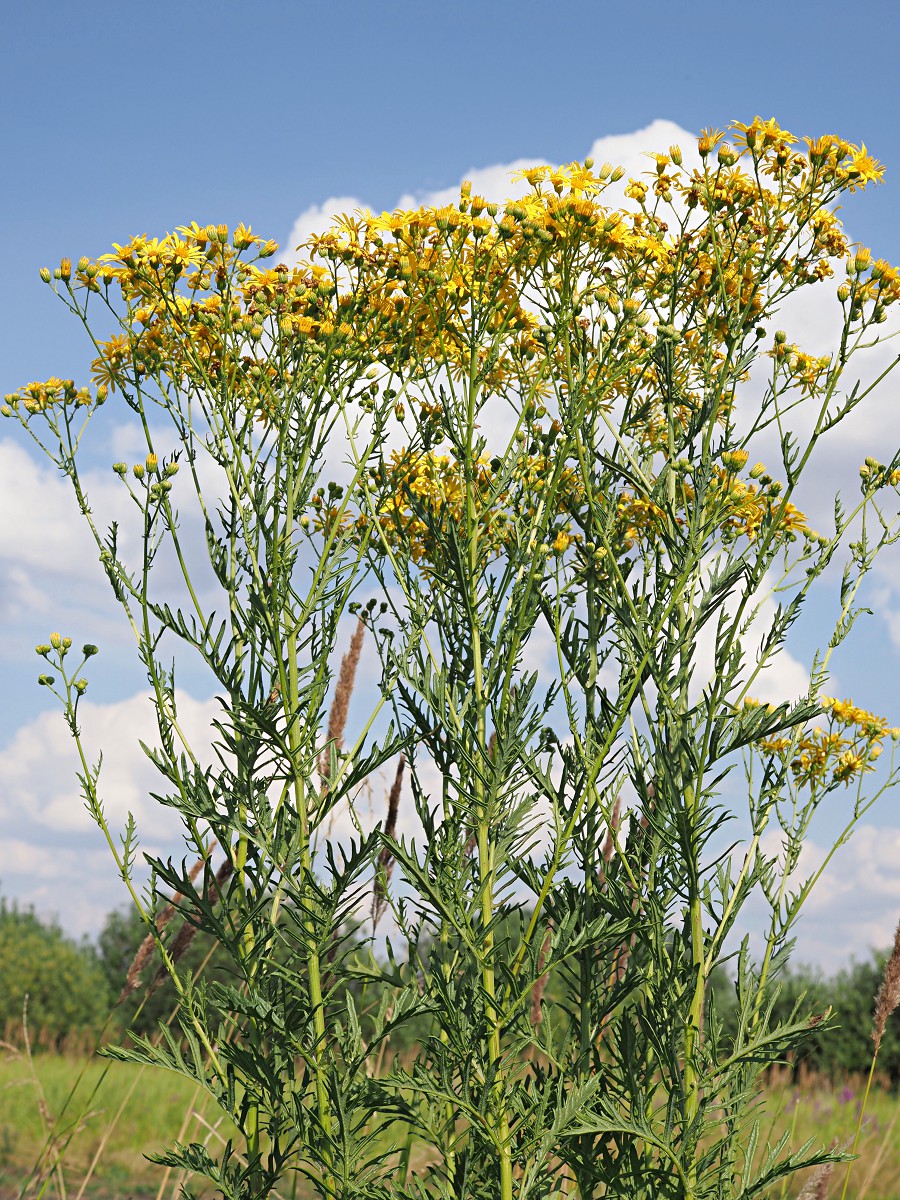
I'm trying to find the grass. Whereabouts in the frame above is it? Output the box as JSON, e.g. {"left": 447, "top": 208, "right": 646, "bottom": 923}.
{"left": 2, "top": 1052, "right": 899, "bottom": 1199}
{"left": 0, "top": 1051, "right": 240, "bottom": 1200}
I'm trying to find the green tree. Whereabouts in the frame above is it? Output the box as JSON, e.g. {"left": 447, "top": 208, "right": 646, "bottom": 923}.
{"left": 0, "top": 899, "right": 109, "bottom": 1045}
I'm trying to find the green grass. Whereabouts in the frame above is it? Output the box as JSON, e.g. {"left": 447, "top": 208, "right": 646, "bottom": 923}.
{"left": 759, "top": 1069, "right": 900, "bottom": 1199}
{"left": 0, "top": 1051, "right": 240, "bottom": 1200}
{"left": 2, "top": 1053, "right": 899, "bottom": 1199}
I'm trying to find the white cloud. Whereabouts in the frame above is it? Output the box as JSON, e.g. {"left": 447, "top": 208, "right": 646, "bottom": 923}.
{"left": 0, "top": 687, "right": 221, "bottom": 831}
{"left": 0, "top": 688, "right": 220, "bottom": 932}
{"left": 283, "top": 120, "right": 701, "bottom": 265}
{"left": 693, "top": 570, "right": 815, "bottom": 707}
{"left": 0, "top": 439, "right": 103, "bottom": 578}
{"left": 743, "top": 824, "right": 900, "bottom": 972}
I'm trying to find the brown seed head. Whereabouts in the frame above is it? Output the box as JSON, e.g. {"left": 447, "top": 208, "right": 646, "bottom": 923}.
{"left": 372, "top": 755, "right": 405, "bottom": 928}
{"left": 873, "top": 915, "right": 900, "bottom": 1051}
{"left": 320, "top": 617, "right": 366, "bottom": 784}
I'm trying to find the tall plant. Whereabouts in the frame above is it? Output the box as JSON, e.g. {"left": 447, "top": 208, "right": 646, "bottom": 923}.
{"left": 7, "top": 117, "right": 900, "bottom": 1199}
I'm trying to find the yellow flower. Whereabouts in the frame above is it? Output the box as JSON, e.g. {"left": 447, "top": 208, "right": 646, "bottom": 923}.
{"left": 848, "top": 145, "right": 884, "bottom": 186}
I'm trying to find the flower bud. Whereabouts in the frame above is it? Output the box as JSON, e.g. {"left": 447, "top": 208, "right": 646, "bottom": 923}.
{"left": 82, "top": 644, "right": 99, "bottom": 657}
{"left": 39, "top": 267, "right": 52, "bottom": 283}
{"left": 112, "top": 462, "right": 127, "bottom": 476}
{"left": 76, "top": 257, "right": 90, "bottom": 273}
{"left": 749, "top": 462, "right": 766, "bottom": 479}
{"left": 49, "top": 632, "right": 62, "bottom": 650}
{"left": 74, "top": 678, "right": 89, "bottom": 694}
{"left": 165, "top": 461, "right": 180, "bottom": 477}
{"left": 35, "top": 644, "right": 51, "bottom": 656}
{"left": 584, "top": 156, "right": 594, "bottom": 169}
{"left": 59, "top": 258, "right": 72, "bottom": 281}
{"left": 216, "top": 223, "right": 229, "bottom": 244}
{"left": 837, "top": 282, "right": 851, "bottom": 303}
{"left": 38, "top": 674, "right": 55, "bottom": 687}
{"left": 132, "top": 463, "right": 145, "bottom": 480}
{"left": 774, "top": 330, "right": 787, "bottom": 344}
{"left": 669, "top": 144, "right": 683, "bottom": 166}
{"left": 146, "top": 453, "right": 159, "bottom": 473}
{"left": 62, "top": 636, "right": 72, "bottom": 650}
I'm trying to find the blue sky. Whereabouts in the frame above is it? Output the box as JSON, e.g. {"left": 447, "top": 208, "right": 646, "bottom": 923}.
{"left": 4, "top": 0, "right": 900, "bottom": 966}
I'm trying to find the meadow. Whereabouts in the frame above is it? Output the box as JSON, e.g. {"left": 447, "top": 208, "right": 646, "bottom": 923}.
{"left": 2, "top": 1052, "right": 899, "bottom": 1200}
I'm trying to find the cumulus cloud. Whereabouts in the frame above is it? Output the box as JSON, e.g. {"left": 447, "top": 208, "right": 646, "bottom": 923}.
{"left": 738, "top": 824, "right": 900, "bottom": 972}
{"left": 282, "top": 120, "right": 698, "bottom": 263}
{"left": 0, "top": 687, "right": 227, "bottom": 931}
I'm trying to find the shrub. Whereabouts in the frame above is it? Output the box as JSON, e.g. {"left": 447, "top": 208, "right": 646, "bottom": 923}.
{"left": 7, "top": 118, "right": 900, "bottom": 1198}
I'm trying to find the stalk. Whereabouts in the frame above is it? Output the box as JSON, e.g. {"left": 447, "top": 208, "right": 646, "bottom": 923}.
{"left": 465, "top": 367, "right": 512, "bottom": 1200}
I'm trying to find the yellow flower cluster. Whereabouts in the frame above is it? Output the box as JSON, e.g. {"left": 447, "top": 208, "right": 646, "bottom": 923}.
{"left": 363, "top": 445, "right": 584, "bottom": 566}
{"left": 753, "top": 696, "right": 898, "bottom": 787}
{"left": 6, "top": 120, "right": 896, "bottom": 582}
{"left": 8, "top": 119, "right": 892, "bottom": 429}
{"left": 3, "top": 376, "right": 103, "bottom": 416}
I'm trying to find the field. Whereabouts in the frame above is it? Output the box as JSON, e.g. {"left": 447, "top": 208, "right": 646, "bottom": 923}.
{"left": 1, "top": 1054, "right": 899, "bottom": 1200}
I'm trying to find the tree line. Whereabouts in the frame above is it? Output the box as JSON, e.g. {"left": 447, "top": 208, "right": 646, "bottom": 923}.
{"left": 1, "top": 895, "right": 898, "bottom": 1085}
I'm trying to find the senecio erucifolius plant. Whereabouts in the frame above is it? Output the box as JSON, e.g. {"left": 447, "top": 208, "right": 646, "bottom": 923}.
{"left": 7, "top": 117, "right": 900, "bottom": 1199}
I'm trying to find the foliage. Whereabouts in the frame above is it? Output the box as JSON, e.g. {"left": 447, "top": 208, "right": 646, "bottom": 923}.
{"left": 0, "top": 899, "right": 109, "bottom": 1045}
{"left": 713, "top": 955, "right": 900, "bottom": 1085}
{"left": 6, "top": 117, "right": 900, "bottom": 1198}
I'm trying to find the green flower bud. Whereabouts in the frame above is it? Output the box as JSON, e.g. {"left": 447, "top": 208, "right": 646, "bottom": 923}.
{"left": 35, "top": 644, "right": 51, "bottom": 656}
{"left": 49, "top": 632, "right": 62, "bottom": 649}
{"left": 165, "top": 461, "right": 180, "bottom": 477}
{"left": 39, "top": 267, "right": 52, "bottom": 283}
{"left": 82, "top": 644, "right": 99, "bottom": 657}
{"left": 112, "top": 462, "right": 127, "bottom": 476}
{"left": 74, "top": 678, "right": 89, "bottom": 694}
{"left": 38, "top": 674, "right": 55, "bottom": 687}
